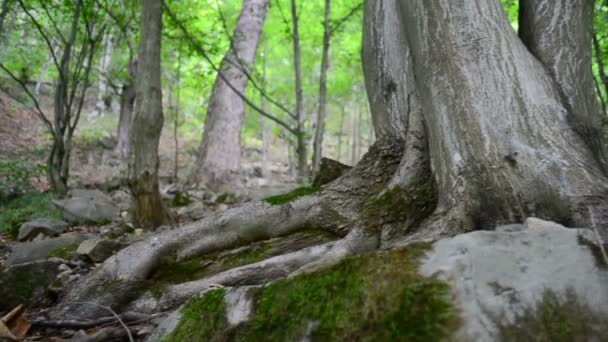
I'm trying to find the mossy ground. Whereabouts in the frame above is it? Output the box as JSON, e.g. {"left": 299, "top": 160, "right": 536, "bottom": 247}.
{"left": 264, "top": 186, "right": 319, "bottom": 205}
{"left": 48, "top": 242, "right": 79, "bottom": 259}
{"left": 497, "top": 288, "right": 608, "bottom": 342}
{"left": 0, "top": 192, "right": 61, "bottom": 237}
{"left": 164, "top": 244, "right": 459, "bottom": 341}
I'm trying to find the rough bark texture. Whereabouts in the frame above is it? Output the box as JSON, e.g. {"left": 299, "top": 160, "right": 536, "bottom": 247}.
{"left": 127, "top": 0, "right": 170, "bottom": 228}
{"left": 191, "top": 0, "right": 270, "bottom": 190}
{"left": 312, "top": 0, "right": 331, "bottom": 174}
{"left": 519, "top": 0, "right": 608, "bottom": 172}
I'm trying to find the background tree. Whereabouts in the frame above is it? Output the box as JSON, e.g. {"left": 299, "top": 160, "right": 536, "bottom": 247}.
{"left": 127, "top": 0, "right": 170, "bottom": 228}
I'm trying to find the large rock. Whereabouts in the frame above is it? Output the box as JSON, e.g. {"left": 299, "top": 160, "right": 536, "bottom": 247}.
{"left": 5, "top": 234, "right": 93, "bottom": 267}
{"left": 0, "top": 259, "right": 65, "bottom": 311}
{"left": 421, "top": 218, "right": 608, "bottom": 341}
{"left": 18, "top": 218, "right": 69, "bottom": 241}
{"left": 76, "top": 238, "right": 127, "bottom": 263}
{"left": 54, "top": 189, "right": 119, "bottom": 225}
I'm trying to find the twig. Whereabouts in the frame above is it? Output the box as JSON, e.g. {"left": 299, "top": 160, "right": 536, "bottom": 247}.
{"left": 31, "top": 311, "right": 156, "bottom": 330}
{"left": 66, "top": 302, "right": 134, "bottom": 342}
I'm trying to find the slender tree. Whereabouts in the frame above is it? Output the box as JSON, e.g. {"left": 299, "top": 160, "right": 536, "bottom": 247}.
{"left": 127, "top": 0, "right": 170, "bottom": 229}
{"left": 311, "top": 0, "right": 331, "bottom": 174}
{"left": 190, "top": 0, "right": 270, "bottom": 190}
{"left": 290, "top": 0, "right": 307, "bottom": 178}
{"left": 90, "top": 28, "right": 114, "bottom": 120}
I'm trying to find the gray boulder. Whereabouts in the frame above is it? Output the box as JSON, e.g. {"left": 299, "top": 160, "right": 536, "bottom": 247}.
{"left": 5, "top": 234, "right": 93, "bottom": 266}
{"left": 18, "top": 218, "right": 69, "bottom": 241}
{"left": 54, "top": 189, "right": 119, "bottom": 225}
{"left": 76, "top": 238, "right": 127, "bottom": 263}
{"left": 421, "top": 218, "right": 608, "bottom": 341}
{"left": 0, "top": 259, "right": 65, "bottom": 311}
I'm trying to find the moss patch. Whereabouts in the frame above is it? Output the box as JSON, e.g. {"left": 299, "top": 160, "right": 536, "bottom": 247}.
{"left": 264, "top": 186, "right": 319, "bottom": 205}
{"left": 497, "top": 288, "right": 608, "bottom": 342}
{"left": 48, "top": 242, "right": 79, "bottom": 260}
{"left": 164, "top": 289, "right": 227, "bottom": 342}
{"left": 364, "top": 176, "right": 437, "bottom": 228}
{"left": 166, "top": 244, "right": 459, "bottom": 341}
{"left": 0, "top": 192, "right": 61, "bottom": 237}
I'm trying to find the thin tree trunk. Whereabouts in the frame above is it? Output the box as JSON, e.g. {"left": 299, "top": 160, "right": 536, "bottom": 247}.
{"left": 260, "top": 42, "right": 270, "bottom": 178}
{"left": 35, "top": 47, "right": 57, "bottom": 96}
{"left": 312, "top": 0, "right": 331, "bottom": 175}
{"left": 290, "top": 0, "right": 307, "bottom": 178}
{"left": 90, "top": 29, "right": 114, "bottom": 120}
{"left": 173, "top": 53, "right": 182, "bottom": 183}
{"left": 350, "top": 106, "right": 360, "bottom": 165}
{"left": 116, "top": 57, "right": 136, "bottom": 159}
{"left": 190, "top": 0, "right": 270, "bottom": 190}
{"left": 336, "top": 104, "right": 346, "bottom": 163}
{"left": 128, "top": 0, "right": 170, "bottom": 229}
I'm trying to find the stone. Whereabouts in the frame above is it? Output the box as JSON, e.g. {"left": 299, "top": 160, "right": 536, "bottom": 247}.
{"left": 312, "top": 158, "right": 352, "bottom": 188}
{"left": 420, "top": 218, "right": 608, "bottom": 341}
{"left": 0, "top": 259, "right": 64, "bottom": 311}
{"left": 145, "top": 310, "right": 182, "bottom": 342}
{"left": 76, "top": 238, "right": 127, "bottom": 263}
{"left": 5, "top": 234, "right": 94, "bottom": 267}
{"left": 53, "top": 190, "right": 119, "bottom": 225}
{"left": 17, "top": 218, "right": 69, "bottom": 241}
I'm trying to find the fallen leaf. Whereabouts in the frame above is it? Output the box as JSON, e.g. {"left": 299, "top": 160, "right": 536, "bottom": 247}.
{"left": 1, "top": 305, "right": 31, "bottom": 340}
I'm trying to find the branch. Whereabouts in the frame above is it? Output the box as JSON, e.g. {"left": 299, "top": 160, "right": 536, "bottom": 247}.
{"left": 163, "top": 1, "right": 297, "bottom": 135}
{"left": 329, "top": 2, "right": 363, "bottom": 36}
{"left": 17, "top": 0, "right": 60, "bottom": 71}
{"left": 38, "top": 0, "right": 67, "bottom": 45}
{"left": 0, "top": 62, "right": 54, "bottom": 136}
{"left": 214, "top": 0, "right": 297, "bottom": 120}
{"left": 66, "top": 302, "right": 134, "bottom": 342}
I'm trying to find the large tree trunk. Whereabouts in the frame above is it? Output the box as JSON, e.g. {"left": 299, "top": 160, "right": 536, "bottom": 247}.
{"left": 127, "top": 0, "right": 170, "bottom": 229}
{"left": 190, "top": 0, "right": 270, "bottom": 190}
{"left": 51, "top": 0, "right": 608, "bottom": 321}
{"left": 312, "top": 0, "right": 331, "bottom": 175}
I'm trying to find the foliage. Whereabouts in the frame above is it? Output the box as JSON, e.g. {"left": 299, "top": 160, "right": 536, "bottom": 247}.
{"left": 0, "top": 192, "right": 61, "bottom": 237}
{"left": 0, "top": 147, "right": 47, "bottom": 195}
{"left": 165, "top": 244, "right": 460, "bottom": 341}
{"left": 497, "top": 288, "right": 608, "bottom": 342}
{"left": 263, "top": 186, "right": 319, "bottom": 205}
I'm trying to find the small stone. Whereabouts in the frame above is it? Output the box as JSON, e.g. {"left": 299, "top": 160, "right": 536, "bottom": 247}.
{"left": 76, "top": 238, "right": 127, "bottom": 263}
{"left": 58, "top": 263, "right": 71, "bottom": 272}
{"left": 18, "top": 218, "right": 69, "bottom": 241}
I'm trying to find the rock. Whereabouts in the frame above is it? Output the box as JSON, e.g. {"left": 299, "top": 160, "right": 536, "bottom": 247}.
{"left": 0, "top": 259, "right": 65, "bottom": 311}
{"left": 5, "top": 234, "right": 94, "bottom": 267}
{"left": 54, "top": 189, "right": 119, "bottom": 225}
{"left": 312, "top": 158, "right": 352, "bottom": 187}
{"left": 18, "top": 218, "right": 69, "bottom": 241}
{"left": 98, "top": 134, "right": 117, "bottom": 150}
{"left": 420, "top": 218, "right": 608, "bottom": 341}
{"left": 145, "top": 310, "right": 182, "bottom": 342}
{"left": 76, "top": 238, "right": 127, "bottom": 263}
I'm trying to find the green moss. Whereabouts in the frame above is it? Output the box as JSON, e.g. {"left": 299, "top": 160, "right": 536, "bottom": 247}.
{"left": 497, "top": 288, "right": 608, "bottom": 342}
{"left": 163, "top": 289, "right": 227, "bottom": 342}
{"left": 264, "top": 186, "right": 319, "bottom": 205}
{"left": 364, "top": 176, "right": 437, "bottom": 227}
{"left": 171, "top": 191, "right": 193, "bottom": 208}
{"left": 167, "top": 244, "right": 459, "bottom": 341}
{"left": 48, "top": 243, "right": 79, "bottom": 260}
{"left": 0, "top": 192, "right": 61, "bottom": 237}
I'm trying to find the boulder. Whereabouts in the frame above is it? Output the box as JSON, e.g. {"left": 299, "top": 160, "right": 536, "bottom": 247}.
{"left": 76, "top": 238, "right": 127, "bottom": 263}
{"left": 312, "top": 158, "right": 352, "bottom": 188}
{"left": 0, "top": 259, "right": 65, "bottom": 311}
{"left": 5, "top": 234, "right": 93, "bottom": 267}
{"left": 54, "top": 189, "right": 119, "bottom": 225}
{"left": 17, "top": 218, "right": 69, "bottom": 241}
{"left": 420, "top": 218, "right": 608, "bottom": 341}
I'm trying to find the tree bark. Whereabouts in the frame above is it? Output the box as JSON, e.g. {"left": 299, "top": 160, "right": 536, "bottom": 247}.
{"left": 312, "top": 0, "right": 331, "bottom": 175}
{"left": 116, "top": 57, "right": 136, "bottom": 159}
{"left": 290, "top": 0, "right": 308, "bottom": 178}
{"left": 127, "top": 0, "right": 170, "bottom": 229}
{"left": 260, "top": 42, "right": 270, "bottom": 178}
{"left": 190, "top": 0, "right": 270, "bottom": 190}
{"left": 519, "top": 0, "right": 608, "bottom": 172}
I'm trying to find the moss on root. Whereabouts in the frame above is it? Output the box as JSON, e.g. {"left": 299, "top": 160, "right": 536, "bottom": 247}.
{"left": 165, "top": 244, "right": 459, "bottom": 341}
{"left": 364, "top": 176, "right": 437, "bottom": 228}
{"left": 264, "top": 186, "right": 319, "bottom": 205}
{"left": 497, "top": 288, "right": 608, "bottom": 342}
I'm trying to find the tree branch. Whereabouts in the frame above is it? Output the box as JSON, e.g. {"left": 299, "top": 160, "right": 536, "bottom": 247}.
{"left": 330, "top": 2, "right": 363, "bottom": 36}
{"left": 17, "top": 0, "right": 60, "bottom": 72}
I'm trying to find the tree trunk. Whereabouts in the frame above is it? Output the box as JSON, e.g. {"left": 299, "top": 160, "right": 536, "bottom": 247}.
{"left": 90, "top": 29, "right": 114, "bottom": 120}
{"left": 116, "top": 58, "right": 136, "bottom": 159}
{"left": 290, "top": 0, "right": 308, "bottom": 178}
{"left": 260, "top": 42, "right": 270, "bottom": 178}
{"left": 336, "top": 104, "right": 346, "bottom": 162}
{"left": 127, "top": 0, "right": 170, "bottom": 229}
{"left": 190, "top": 0, "right": 270, "bottom": 190}
{"left": 312, "top": 0, "right": 331, "bottom": 175}
{"left": 350, "top": 106, "right": 360, "bottom": 165}
{"left": 173, "top": 53, "right": 182, "bottom": 183}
